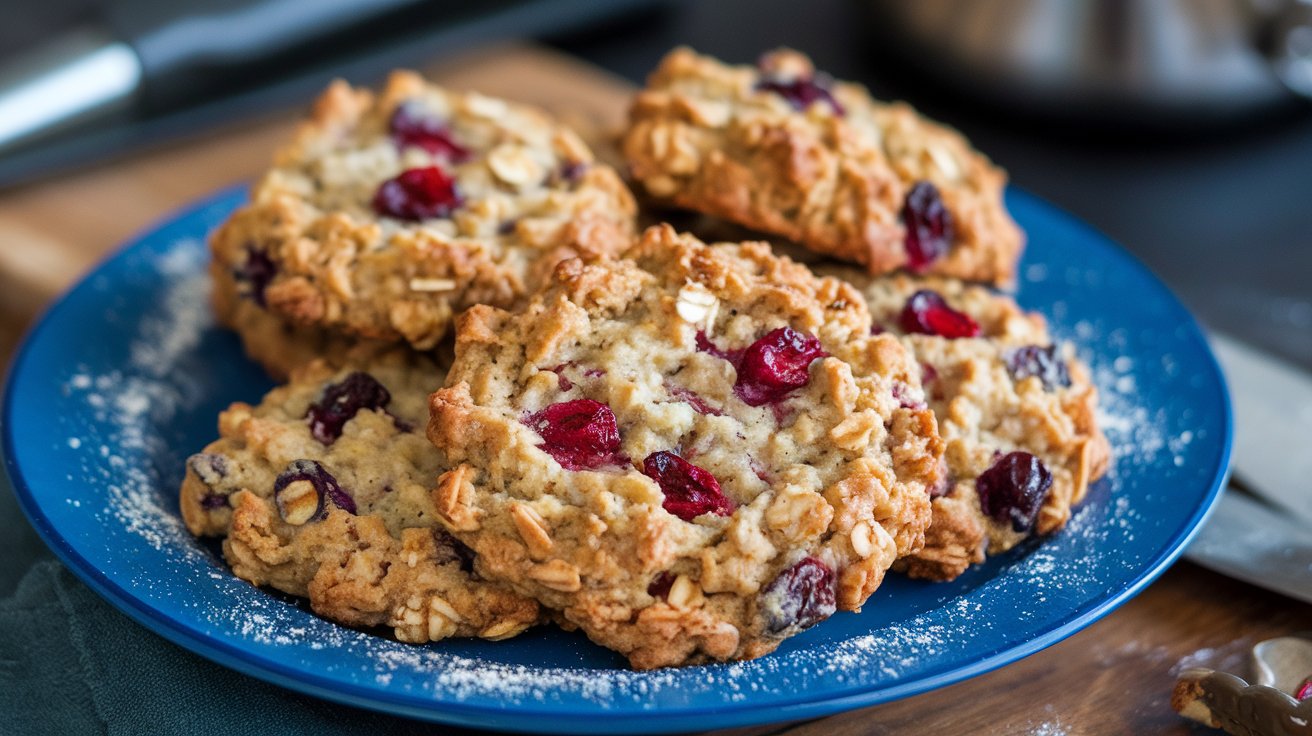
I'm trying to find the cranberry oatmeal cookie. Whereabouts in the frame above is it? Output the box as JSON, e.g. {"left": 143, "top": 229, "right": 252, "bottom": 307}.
{"left": 210, "top": 70, "right": 637, "bottom": 364}
{"left": 623, "top": 47, "right": 1022, "bottom": 284}
{"left": 838, "top": 271, "right": 1110, "bottom": 581}
{"left": 428, "top": 225, "right": 943, "bottom": 668}
{"left": 180, "top": 349, "right": 540, "bottom": 642}
{"left": 211, "top": 262, "right": 394, "bottom": 380}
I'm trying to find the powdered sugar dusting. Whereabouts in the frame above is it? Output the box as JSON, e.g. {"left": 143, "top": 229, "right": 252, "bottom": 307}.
{"left": 1049, "top": 313, "right": 1198, "bottom": 477}
{"left": 62, "top": 241, "right": 211, "bottom": 553}
{"left": 24, "top": 215, "right": 1225, "bottom": 724}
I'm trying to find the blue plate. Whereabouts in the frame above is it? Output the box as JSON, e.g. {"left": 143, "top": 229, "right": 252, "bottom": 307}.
{"left": 2, "top": 186, "right": 1231, "bottom": 733}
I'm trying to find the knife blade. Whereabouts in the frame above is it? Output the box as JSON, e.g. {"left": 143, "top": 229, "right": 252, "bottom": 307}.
{"left": 1185, "top": 488, "right": 1312, "bottom": 605}
{"left": 1210, "top": 333, "right": 1312, "bottom": 525}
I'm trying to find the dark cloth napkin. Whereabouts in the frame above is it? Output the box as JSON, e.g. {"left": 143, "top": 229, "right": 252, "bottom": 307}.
{"left": 0, "top": 483, "right": 487, "bottom": 736}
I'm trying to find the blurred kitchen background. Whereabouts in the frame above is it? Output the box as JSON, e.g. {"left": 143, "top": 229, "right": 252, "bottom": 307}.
{"left": 1, "top": 0, "right": 1309, "bottom": 368}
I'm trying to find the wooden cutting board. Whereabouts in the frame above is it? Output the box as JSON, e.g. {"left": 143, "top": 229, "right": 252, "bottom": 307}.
{"left": 0, "top": 43, "right": 1307, "bottom": 736}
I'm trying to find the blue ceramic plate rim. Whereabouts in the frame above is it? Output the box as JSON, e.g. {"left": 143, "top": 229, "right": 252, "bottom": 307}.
{"left": 2, "top": 184, "right": 1232, "bottom": 733}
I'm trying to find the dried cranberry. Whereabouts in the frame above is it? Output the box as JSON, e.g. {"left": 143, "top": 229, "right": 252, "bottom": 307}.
{"left": 389, "top": 104, "right": 469, "bottom": 161}
{"left": 892, "top": 381, "right": 926, "bottom": 410}
{"left": 899, "top": 290, "right": 980, "bottom": 338}
{"left": 920, "top": 362, "right": 939, "bottom": 385}
{"left": 188, "top": 453, "right": 227, "bottom": 483}
{"left": 372, "top": 166, "right": 462, "bottom": 220}
{"left": 434, "top": 529, "right": 476, "bottom": 572}
{"left": 760, "top": 556, "right": 836, "bottom": 633}
{"left": 902, "top": 181, "right": 953, "bottom": 271}
{"left": 274, "top": 459, "right": 356, "bottom": 522}
{"left": 1005, "top": 345, "right": 1072, "bottom": 391}
{"left": 733, "top": 327, "right": 827, "bottom": 407}
{"left": 200, "top": 494, "right": 230, "bottom": 510}
{"left": 189, "top": 453, "right": 230, "bottom": 508}
{"left": 236, "top": 246, "right": 276, "bottom": 307}
{"left": 555, "top": 161, "right": 588, "bottom": 185}
{"left": 929, "top": 470, "right": 953, "bottom": 499}
{"left": 665, "top": 383, "right": 724, "bottom": 416}
{"left": 1296, "top": 677, "right": 1312, "bottom": 700}
{"left": 643, "top": 451, "right": 733, "bottom": 521}
{"left": 306, "top": 372, "right": 392, "bottom": 444}
{"left": 647, "top": 571, "right": 676, "bottom": 599}
{"left": 976, "top": 451, "right": 1053, "bottom": 532}
{"left": 695, "top": 331, "right": 744, "bottom": 365}
{"left": 756, "top": 70, "right": 844, "bottom": 115}
{"left": 543, "top": 363, "right": 585, "bottom": 392}
{"left": 525, "top": 399, "right": 627, "bottom": 471}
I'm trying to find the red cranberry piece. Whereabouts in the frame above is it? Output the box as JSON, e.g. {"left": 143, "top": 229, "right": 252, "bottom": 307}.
{"left": 647, "top": 571, "right": 676, "bottom": 599}
{"left": 643, "top": 451, "right": 734, "bottom": 521}
{"left": 734, "top": 327, "right": 827, "bottom": 407}
{"left": 274, "top": 459, "right": 356, "bottom": 521}
{"left": 306, "top": 372, "right": 392, "bottom": 444}
{"left": 902, "top": 181, "right": 954, "bottom": 271}
{"left": 929, "top": 471, "right": 953, "bottom": 499}
{"left": 543, "top": 363, "right": 575, "bottom": 392}
{"left": 188, "top": 453, "right": 231, "bottom": 508}
{"left": 553, "top": 160, "right": 588, "bottom": 186}
{"left": 665, "top": 383, "right": 724, "bottom": 416}
{"left": 755, "top": 68, "right": 845, "bottom": 115}
{"left": 760, "top": 556, "right": 836, "bottom": 634}
{"left": 1005, "top": 345, "right": 1072, "bottom": 391}
{"left": 525, "top": 399, "right": 627, "bottom": 471}
{"left": 892, "top": 381, "right": 926, "bottom": 410}
{"left": 372, "top": 166, "right": 462, "bottom": 220}
{"left": 976, "top": 451, "right": 1053, "bottom": 532}
{"left": 695, "top": 330, "right": 744, "bottom": 365}
{"left": 188, "top": 453, "right": 227, "bottom": 483}
{"left": 433, "top": 529, "right": 476, "bottom": 572}
{"left": 920, "top": 362, "right": 939, "bottom": 385}
{"left": 1296, "top": 677, "right": 1312, "bottom": 700}
{"left": 199, "top": 494, "right": 228, "bottom": 510}
{"left": 899, "top": 290, "right": 980, "bottom": 338}
{"left": 389, "top": 104, "right": 470, "bottom": 162}
{"left": 236, "top": 246, "right": 277, "bottom": 307}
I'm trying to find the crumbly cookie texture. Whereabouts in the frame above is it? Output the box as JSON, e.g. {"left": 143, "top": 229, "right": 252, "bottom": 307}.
{"left": 428, "top": 225, "right": 942, "bottom": 669}
{"left": 211, "top": 251, "right": 396, "bottom": 380}
{"left": 210, "top": 70, "right": 637, "bottom": 352}
{"left": 837, "top": 271, "right": 1110, "bottom": 581}
{"left": 180, "top": 350, "right": 540, "bottom": 642}
{"left": 623, "top": 47, "right": 1023, "bottom": 284}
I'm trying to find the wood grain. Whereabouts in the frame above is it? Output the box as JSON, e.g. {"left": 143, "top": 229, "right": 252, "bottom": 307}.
{"left": 0, "top": 43, "right": 1299, "bottom": 736}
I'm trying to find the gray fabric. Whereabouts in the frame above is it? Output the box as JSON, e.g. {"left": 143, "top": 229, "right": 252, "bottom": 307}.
{"left": 0, "top": 484, "right": 488, "bottom": 735}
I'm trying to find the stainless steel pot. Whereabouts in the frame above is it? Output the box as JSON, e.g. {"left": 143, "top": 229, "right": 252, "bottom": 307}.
{"left": 863, "top": 0, "right": 1312, "bottom": 122}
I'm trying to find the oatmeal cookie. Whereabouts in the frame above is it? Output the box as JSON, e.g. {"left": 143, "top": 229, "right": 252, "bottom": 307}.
{"left": 211, "top": 254, "right": 395, "bottom": 380}
{"left": 428, "top": 225, "right": 942, "bottom": 668}
{"left": 623, "top": 47, "right": 1022, "bottom": 283}
{"left": 210, "top": 70, "right": 637, "bottom": 353}
{"left": 838, "top": 271, "right": 1109, "bottom": 581}
{"left": 180, "top": 349, "right": 540, "bottom": 642}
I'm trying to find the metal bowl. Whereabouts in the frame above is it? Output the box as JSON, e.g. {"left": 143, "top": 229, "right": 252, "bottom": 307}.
{"left": 862, "top": 0, "right": 1312, "bottom": 123}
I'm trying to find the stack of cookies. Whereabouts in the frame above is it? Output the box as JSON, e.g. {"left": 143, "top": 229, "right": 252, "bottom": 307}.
{"left": 180, "top": 48, "right": 1109, "bottom": 669}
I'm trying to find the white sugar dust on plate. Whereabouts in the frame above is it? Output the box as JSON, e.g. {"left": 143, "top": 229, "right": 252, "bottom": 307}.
{"left": 2, "top": 186, "right": 1232, "bottom": 734}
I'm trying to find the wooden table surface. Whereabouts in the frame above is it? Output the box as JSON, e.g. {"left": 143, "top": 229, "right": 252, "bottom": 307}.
{"left": 0, "top": 45, "right": 1304, "bottom": 736}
